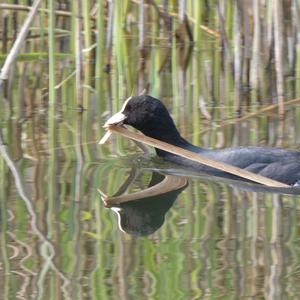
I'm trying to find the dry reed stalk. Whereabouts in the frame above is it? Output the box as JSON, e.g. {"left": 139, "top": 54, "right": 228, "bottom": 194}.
{"left": 217, "top": 1, "right": 233, "bottom": 72}
{"left": 0, "top": 3, "right": 96, "bottom": 19}
{"left": 138, "top": 0, "right": 145, "bottom": 93}
{"left": 0, "top": 0, "right": 43, "bottom": 91}
{"left": 197, "top": 97, "right": 300, "bottom": 137}
{"left": 179, "top": 0, "right": 185, "bottom": 21}
{"left": 101, "top": 126, "right": 289, "bottom": 188}
{"left": 233, "top": 1, "right": 242, "bottom": 115}
{"left": 250, "top": 0, "right": 261, "bottom": 92}
{"left": 273, "top": 0, "right": 285, "bottom": 119}
{"left": 75, "top": 0, "right": 83, "bottom": 107}
{"left": 138, "top": 0, "right": 145, "bottom": 49}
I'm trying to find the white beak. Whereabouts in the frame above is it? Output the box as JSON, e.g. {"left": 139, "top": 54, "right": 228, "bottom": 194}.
{"left": 103, "top": 96, "right": 133, "bottom": 128}
{"left": 104, "top": 111, "right": 127, "bottom": 128}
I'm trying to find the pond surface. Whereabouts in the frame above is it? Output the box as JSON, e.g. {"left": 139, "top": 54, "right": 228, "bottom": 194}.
{"left": 1, "top": 16, "right": 300, "bottom": 300}
{"left": 1, "top": 97, "right": 300, "bottom": 299}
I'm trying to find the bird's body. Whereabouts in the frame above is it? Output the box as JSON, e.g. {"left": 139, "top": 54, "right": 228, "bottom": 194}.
{"left": 104, "top": 95, "right": 300, "bottom": 186}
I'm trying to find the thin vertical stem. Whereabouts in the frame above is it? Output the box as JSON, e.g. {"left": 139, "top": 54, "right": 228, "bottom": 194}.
{"left": 0, "top": 158, "right": 10, "bottom": 300}
{"left": 179, "top": 0, "right": 185, "bottom": 21}
{"left": 138, "top": 0, "right": 145, "bottom": 93}
{"left": 217, "top": 0, "right": 234, "bottom": 73}
{"left": 96, "top": 0, "right": 105, "bottom": 111}
{"left": 138, "top": 0, "right": 145, "bottom": 49}
{"left": 106, "top": 0, "right": 114, "bottom": 56}
{"left": 233, "top": 1, "right": 242, "bottom": 115}
{"left": 75, "top": 0, "right": 83, "bottom": 108}
{"left": 48, "top": 0, "right": 56, "bottom": 142}
{"left": 273, "top": 0, "right": 285, "bottom": 118}
{"left": 106, "top": 0, "right": 114, "bottom": 114}
{"left": 251, "top": 0, "right": 261, "bottom": 96}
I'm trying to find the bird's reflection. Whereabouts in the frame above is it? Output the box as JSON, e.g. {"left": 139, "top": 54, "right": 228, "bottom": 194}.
{"left": 100, "top": 172, "right": 188, "bottom": 236}
{"left": 99, "top": 162, "right": 300, "bottom": 237}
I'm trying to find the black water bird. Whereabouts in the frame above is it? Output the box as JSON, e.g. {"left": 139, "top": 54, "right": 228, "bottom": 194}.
{"left": 104, "top": 95, "right": 300, "bottom": 186}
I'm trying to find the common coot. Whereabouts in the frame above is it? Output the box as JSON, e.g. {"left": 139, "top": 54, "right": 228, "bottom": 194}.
{"left": 104, "top": 95, "right": 300, "bottom": 185}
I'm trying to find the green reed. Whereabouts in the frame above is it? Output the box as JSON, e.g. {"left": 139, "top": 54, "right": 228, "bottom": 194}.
{"left": 0, "top": 157, "right": 10, "bottom": 299}
{"left": 2, "top": 0, "right": 300, "bottom": 143}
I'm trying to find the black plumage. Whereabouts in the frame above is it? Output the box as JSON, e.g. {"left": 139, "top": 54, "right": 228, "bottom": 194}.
{"left": 105, "top": 95, "right": 300, "bottom": 185}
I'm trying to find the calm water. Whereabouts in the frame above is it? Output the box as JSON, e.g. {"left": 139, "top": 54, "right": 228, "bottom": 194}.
{"left": 1, "top": 99, "right": 300, "bottom": 299}
{"left": 1, "top": 25, "right": 300, "bottom": 300}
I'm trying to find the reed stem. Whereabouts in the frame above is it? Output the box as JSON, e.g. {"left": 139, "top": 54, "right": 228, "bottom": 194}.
{"left": 103, "top": 126, "right": 290, "bottom": 188}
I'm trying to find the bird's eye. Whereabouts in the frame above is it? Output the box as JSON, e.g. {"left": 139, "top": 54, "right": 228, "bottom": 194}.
{"left": 126, "top": 104, "right": 132, "bottom": 111}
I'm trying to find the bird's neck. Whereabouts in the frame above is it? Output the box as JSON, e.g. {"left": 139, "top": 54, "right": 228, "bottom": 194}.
{"left": 141, "top": 127, "right": 199, "bottom": 157}
{"left": 155, "top": 139, "right": 191, "bottom": 157}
